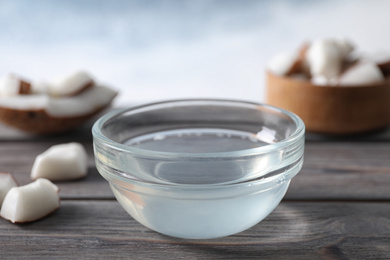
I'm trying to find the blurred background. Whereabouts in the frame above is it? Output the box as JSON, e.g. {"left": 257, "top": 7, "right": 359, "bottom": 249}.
{"left": 1, "top": 0, "right": 390, "bottom": 106}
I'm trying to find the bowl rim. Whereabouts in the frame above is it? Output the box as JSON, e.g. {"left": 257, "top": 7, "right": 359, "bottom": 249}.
{"left": 92, "top": 98, "right": 305, "bottom": 159}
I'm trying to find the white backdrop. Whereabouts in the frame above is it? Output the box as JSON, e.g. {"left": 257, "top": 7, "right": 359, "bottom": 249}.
{"left": 1, "top": 0, "right": 390, "bottom": 106}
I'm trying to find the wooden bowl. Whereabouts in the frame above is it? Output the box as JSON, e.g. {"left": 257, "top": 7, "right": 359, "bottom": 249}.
{"left": 266, "top": 71, "right": 390, "bottom": 134}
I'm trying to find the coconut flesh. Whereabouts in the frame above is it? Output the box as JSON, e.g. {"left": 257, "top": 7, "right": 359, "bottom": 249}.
{"left": 267, "top": 38, "right": 389, "bottom": 86}
{"left": 0, "top": 71, "right": 117, "bottom": 134}
{"left": 0, "top": 172, "right": 18, "bottom": 206}
{"left": 1, "top": 142, "right": 89, "bottom": 224}
{"left": 31, "top": 142, "right": 88, "bottom": 181}
{"left": 0, "top": 178, "right": 60, "bottom": 223}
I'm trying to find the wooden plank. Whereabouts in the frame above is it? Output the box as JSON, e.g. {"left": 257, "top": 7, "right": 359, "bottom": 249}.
{"left": 1, "top": 140, "right": 390, "bottom": 200}
{"left": 0, "top": 121, "right": 94, "bottom": 142}
{"left": 286, "top": 142, "right": 390, "bottom": 200}
{"left": 0, "top": 200, "right": 389, "bottom": 259}
{"left": 305, "top": 125, "right": 390, "bottom": 142}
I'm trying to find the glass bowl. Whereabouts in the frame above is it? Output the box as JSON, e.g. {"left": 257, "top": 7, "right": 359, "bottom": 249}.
{"left": 92, "top": 99, "right": 305, "bottom": 239}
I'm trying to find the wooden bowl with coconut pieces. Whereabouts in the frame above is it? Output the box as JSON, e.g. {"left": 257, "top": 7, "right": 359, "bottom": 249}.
{"left": 266, "top": 38, "right": 390, "bottom": 135}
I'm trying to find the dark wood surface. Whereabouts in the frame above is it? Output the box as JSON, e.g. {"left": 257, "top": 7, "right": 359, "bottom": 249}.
{"left": 1, "top": 120, "right": 390, "bottom": 259}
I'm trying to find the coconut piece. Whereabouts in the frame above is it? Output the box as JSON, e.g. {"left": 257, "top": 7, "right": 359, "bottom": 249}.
{"left": 306, "top": 38, "right": 354, "bottom": 80}
{"left": 266, "top": 43, "right": 309, "bottom": 77}
{"left": 307, "top": 39, "right": 341, "bottom": 79}
{"left": 0, "top": 85, "right": 116, "bottom": 117}
{"left": 0, "top": 178, "right": 59, "bottom": 223}
{"left": 338, "top": 61, "right": 384, "bottom": 86}
{"left": 0, "top": 75, "right": 31, "bottom": 96}
{"left": 333, "top": 38, "right": 354, "bottom": 58}
{"left": 378, "top": 60, "right": 390, "bottom": 77}
{"left": 297, "top": 42, "right": 311, "bottom": 77}
{"left": 31, "top": 143, "right": 88, "bottom": 181}
{"left": 0, "top": 76, "right": 20, "bottom": 96}
{"left": 266, "top": 52, "right": 300, "bottom": 76}
{"left": 284, "top": 43, "right": 311, "bottom": 77}
{"left": 0, "top": 172, "right": 18, "bottom": 206}
{"left": 49, "top": 71, "right": 95, "bottom": 97}
{"left": 31, "top": 81, "right": 50, "bottom": 94}
{"left": 365, "top": 50, "right": 390, "bottom": 65}
{"left": 0, "top": 85, "right": 117, "bottom": 134}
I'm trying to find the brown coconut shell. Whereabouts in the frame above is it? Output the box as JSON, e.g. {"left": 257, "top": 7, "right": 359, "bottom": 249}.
{"left": 19, "top": 80, "right": 31, "bottom": 95}
{"left": 378, "top": 60, "right": 390, "bottom": 77}
{"left": 286, "top": 42, "right": 310, "bottom": 77}
{"left": 266, "top": 71, "right": 390, "bottom": 134}
{"left": 0, "top": 103, "right": 113, "bottom": 135}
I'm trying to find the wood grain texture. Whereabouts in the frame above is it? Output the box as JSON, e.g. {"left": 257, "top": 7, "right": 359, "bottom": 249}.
{"left": 1, "top": 201, "right": 389, "bottom": 259}
{"left": 1, "top": 117, "right": 390, "bottom": 259}
{"left": 0, "top": 121, "right": 94, "bottom": 142}
{"left": 287, "top": 142, "right": 390, "bottom": 200}
{"left": 1, "top": 137, "right": 389, "bottom": 200}
{"left": 266, "top": 71, "right": 390, "bottom": 134}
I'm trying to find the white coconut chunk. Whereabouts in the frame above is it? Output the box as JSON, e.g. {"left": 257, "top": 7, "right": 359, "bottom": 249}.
{"left": 338, "top": 61, "right": 384, "bottom": 86}
{"left": 0, "top": 172, "right": 18, "bottom": 206}
{"left": 333, "top": 38, "right": 354, "bottom": 58}
{"left": 364, "top": 50, "right": 390, "bottom": 65}
{"left": 49, "top": 71, "right": 94, "bottom": 97}
{"left": 46, "top": 85, "right": 116, "bottom": 117}
{"left": 0, "top": 85, "right": 117, "bottom": 117}
{"left": 31, "top": 81, "right": 51, "bottom": 94}
{"left": 0, "top": 94, "right": 50, "bottom": 110}
{"left": 0, "top": 75, "right": 21, "bottom": 97}
{"left": 0, "top": 178, "right": 59, "bottom": 223}
{"left": 306, "top": 39, "right": 343, "bottom": 80}
{"left": 31, "top": 142, "right": 88, "bottom": 181}
{"left": 267, "top": 52, "right": 299, "bottom": 76}
{"left": 306, "top": 38, "right": 355, "bottom": 81}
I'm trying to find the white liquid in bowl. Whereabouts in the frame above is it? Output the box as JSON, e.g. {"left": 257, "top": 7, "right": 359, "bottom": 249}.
{"left": 107, "top": 127, "right": 291, "bottom": 239}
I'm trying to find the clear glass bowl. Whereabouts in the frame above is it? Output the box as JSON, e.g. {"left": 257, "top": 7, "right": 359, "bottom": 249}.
{"left": 92, "top": 99, "right": 305, "bottom": 239}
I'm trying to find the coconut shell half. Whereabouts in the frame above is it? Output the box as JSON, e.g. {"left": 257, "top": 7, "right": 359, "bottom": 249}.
{"left": 0, "top": 85, "right": 117, "bottom": 134}
{"left": 0, "top": 105, "right": 106, "bottom": 134}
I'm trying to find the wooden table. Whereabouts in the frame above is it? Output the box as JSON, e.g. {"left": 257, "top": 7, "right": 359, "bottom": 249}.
{"left": 1, "top": 120, "right": 390, "bottom": 259}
